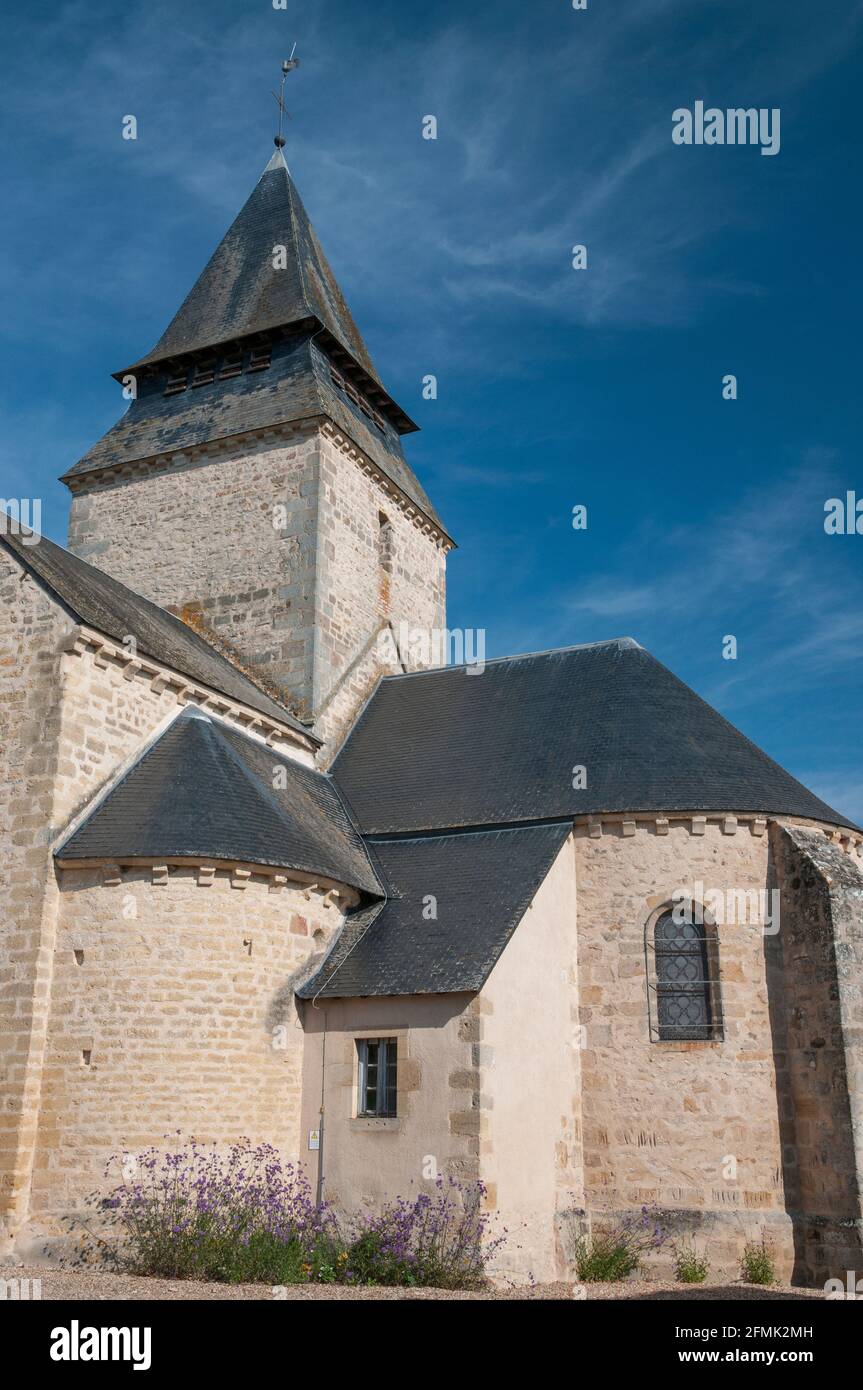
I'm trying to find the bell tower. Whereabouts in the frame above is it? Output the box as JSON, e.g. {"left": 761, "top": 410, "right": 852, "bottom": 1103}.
{"left": 63, "top": 87, "right": 452, "bottom": 747}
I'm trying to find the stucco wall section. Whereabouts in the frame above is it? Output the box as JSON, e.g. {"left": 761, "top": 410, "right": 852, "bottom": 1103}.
{"left": 28, "top": 866, "right": 343, "bottom": 1237}
{"left": 479, "top": 833, "right": 584, "bottom": 1283}
{"left": 298, "top": 993, "right": 476, "bottom": 1217}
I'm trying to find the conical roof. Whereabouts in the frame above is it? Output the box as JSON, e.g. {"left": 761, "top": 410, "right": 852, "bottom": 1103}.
{"left": 57, "top": 708, "right": 381, "bottom": 893}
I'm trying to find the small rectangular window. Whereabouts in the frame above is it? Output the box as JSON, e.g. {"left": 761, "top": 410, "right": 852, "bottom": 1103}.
{"left": 357, "top": 1037, "right": 397, "bottom": 1117}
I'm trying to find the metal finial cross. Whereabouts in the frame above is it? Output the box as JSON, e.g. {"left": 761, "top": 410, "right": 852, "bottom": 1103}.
{"left": 273, "top": 44, "right": 300, "bottom": 149}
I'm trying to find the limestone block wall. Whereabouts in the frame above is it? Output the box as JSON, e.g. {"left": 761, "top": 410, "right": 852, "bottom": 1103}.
{"left": 769, "top": 822, "right": 863, "bottom": 1284}
{"left": 28, "top": 865, "right": 343, "bottom": 1240}
{"left": 1, "top": 542, "right": 316, "bottom": 1249}
{"left": 574, "top": 814, "right": 792, "bottom": 1277}
{"left": 298, "top": 993, "right": 477, "bottom": 1218}
{"left": 0, "top": 554, "right": 69, "bottom": 1240}
{"left": 48, "top": 634, "right": 313, "bottom": 846}
{"left": 478, "top": 833, "right": 585, "bottom": 1283}
{"left": 312, "top": 428, "right": 446, "bottom": 748}
{"left": 66, "top": 421, "right": 448, "bottom": 737}
{"left": 67, "top": 427, "right": 320, "bottom": 716}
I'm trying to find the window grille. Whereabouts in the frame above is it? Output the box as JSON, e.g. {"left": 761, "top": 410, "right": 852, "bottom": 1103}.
{"left": 646, "top": 910, "right": 723, "bottom": 1041}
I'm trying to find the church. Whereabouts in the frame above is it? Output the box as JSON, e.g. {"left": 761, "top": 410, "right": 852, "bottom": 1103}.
{"left": 2, "top": 136, "right": 862, "bottom": 1288}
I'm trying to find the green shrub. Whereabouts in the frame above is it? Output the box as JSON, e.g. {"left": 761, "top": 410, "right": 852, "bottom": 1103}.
{"left": 674, "top": 1240, "right": 709, "bottom": 1284}
{"left": 573, "top": 1205, "right": 669, "bottom": 1283}
{"left": 740, "top": 1238, "right": 775, "bottom": 1286}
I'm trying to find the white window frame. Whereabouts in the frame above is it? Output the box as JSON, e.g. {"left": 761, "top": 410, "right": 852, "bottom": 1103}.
{"left": 357, "top": 1037, "right": 398, "bottom": 1118}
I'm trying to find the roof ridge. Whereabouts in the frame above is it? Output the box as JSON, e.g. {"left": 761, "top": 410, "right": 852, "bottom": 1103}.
{"left": 197, "top": 714, "right": 309, "bottom": 840}
{"left": 54, "top": 708, "right": 194, "bottom": 854}
{"left": 376, "top": 635, "right": 642, "bottom": 682}
{"left": 285, "top": 168, "right": 311, "bottom": 324}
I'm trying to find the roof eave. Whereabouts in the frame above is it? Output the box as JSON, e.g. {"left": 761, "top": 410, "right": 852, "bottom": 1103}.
{"left": 112, "top": 319, "right": 420, "bottom": 435}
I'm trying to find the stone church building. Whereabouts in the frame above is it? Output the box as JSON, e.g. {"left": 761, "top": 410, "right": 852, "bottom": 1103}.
{"left": 2, "top": 144, "right": 862, "bottom": 1287}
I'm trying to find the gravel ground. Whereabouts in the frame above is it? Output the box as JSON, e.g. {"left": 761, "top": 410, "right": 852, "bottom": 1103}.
{"left": 0, "top": 1264, "right": 825, "bottom": 1301}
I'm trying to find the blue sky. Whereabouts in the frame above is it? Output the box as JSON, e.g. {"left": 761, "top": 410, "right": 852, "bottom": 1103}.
{"left": 3, "top": 0, "right": 862, "bottom": 818}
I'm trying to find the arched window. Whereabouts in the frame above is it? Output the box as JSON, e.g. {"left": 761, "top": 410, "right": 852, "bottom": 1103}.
{"left": 648, "top": 908, "right": 722, "bottom": 1042}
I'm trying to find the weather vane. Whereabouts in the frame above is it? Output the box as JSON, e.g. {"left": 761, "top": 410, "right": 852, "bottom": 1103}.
{"left": 273, "top": 44, "right": 300, "bottom": 148}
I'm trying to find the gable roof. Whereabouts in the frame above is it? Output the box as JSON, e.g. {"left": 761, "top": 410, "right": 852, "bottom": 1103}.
{"left": 57, "top": 708, "right": 380, "bottom": 893}
{"left": 298, "top": 823, "right": 570, "bottom": 998}
{"left": 127, "top": 150, "right": 383, "bottom": 387}
{"left": 0, "top": 528, "right": 313, "bottom": 740}
{"left": 331, "top": 638, "right": 856, "bottom": 833}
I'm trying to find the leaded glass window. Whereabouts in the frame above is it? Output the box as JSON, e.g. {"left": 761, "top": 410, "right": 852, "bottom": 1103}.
{"left": 654, "top": 911, "right": 714, "bottom": 1041}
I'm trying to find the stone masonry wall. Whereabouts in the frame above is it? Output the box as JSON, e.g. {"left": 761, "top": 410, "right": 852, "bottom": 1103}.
{"left": 769, "top": 822, "right": 863, "bottom": 1284}
{"left": 312, "top": 429, "right": 446, "bottom": 751}
{"left": 48, "top": 634, "right": 311, "bottom": 845}
{"left": 574, "top": 814, "right": 793, "bottom": 1278}
{"left": 1, "top": 541, "right": 318, "bottom": 1248}
{"left": 66, "top": 422, "right": 448, "bottom": 741}
{"left": 67, "top": 426, "right": 320, "bottom": 718}
{"left": 27, "top": 866, "right": 342, "bottom": 1245}
{"left": 0, "top": 553, "right": 69, "bottom": 1244}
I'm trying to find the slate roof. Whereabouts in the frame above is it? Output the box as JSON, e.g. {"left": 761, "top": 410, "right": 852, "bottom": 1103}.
{"left": 57, "top": 708, "right": 380, "bottom": 893}
{"left": 297, "top": 823, "right": 571, "bottom": 999}
{"left": 62, "top": 337, "right": 446, "bottom": 533}
{"left": 129, "top": 149, "right": 381, "bottom": 383}
{"left": 62, "top": 149, "right": 445, "bottom": 535}
{"left": 332, "top": 638, "right": 856, "bottom": 833}
{"left": 0, "top": 528, "right": 311, "bottom": 738}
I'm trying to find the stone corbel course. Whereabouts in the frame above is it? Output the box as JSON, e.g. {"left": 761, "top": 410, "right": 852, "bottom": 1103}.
{"left": 62, "top": 624, "right": 311, "bottom": 755}
{"left": 573, "top": 810, "right": 862, "bottom": 854}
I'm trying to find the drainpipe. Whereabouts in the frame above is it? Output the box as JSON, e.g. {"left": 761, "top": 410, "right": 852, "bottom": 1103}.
{"left": 315, "top": 1008, "right": 327, "bottom": 1208}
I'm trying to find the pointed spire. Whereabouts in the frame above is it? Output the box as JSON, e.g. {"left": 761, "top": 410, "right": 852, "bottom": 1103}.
{"left": 127, "top": 150, "right": 383, "bottom": 386}
{"left": 263, "top": 145, "right": 288, "bottom": 175}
